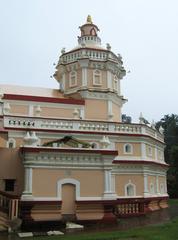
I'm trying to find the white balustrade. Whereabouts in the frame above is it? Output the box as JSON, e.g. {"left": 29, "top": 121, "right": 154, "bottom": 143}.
{"left": 3, "top": 116, "right": 164, "bottom": 142}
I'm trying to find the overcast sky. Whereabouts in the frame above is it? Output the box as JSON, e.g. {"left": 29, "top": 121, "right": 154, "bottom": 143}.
{"left": 0, "top": 0, "right": 178, "bottom": 122}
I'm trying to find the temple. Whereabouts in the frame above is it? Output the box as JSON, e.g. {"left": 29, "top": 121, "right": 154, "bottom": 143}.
{"left": 0, "top": 16, "right": 168, "bottom": 229}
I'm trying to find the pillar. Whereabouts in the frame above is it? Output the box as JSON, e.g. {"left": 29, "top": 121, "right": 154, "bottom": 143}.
{"left": 21, "top": 167, "right": 33, "bottom": 200}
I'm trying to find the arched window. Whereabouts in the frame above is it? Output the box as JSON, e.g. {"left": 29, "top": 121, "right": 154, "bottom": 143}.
{"left": 90, "top": 28, "right": 96, "bottom": 36}
{"left": 124, "top": 144, "right": 133, "bottom": 154}
{"left": 125, "top": 182, "right": 136, "bottom": 196}
{"left": 93, "top": 69, "right": 102, "bottom": 86}
{"left": 150, "top": 183, "right": 155, "bottom": 194}
{"left": 7, "top": 138, "right": 16, "bottom": 148}
{"left": 113, "top": 75, "right": 118, "bottom": 90}
{"left": 69, "top": 71, "right": 77, "bottom": 87}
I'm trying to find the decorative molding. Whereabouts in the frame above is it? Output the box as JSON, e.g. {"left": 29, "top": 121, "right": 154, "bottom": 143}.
{"left": 57, "top": 178, "right": 80, "bottom": 200}
{"left": 3, "top": 94, "right": 85, "bottom": 105}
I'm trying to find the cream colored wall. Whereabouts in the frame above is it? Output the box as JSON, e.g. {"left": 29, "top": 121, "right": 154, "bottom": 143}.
{"left": 0, "top": 148, "right": 24, "bottom": 195}
{"left": 112, "top": 102, "right": 121, "bottom": 122}
{"left": 40, "top": 107, "right": 73, "bottom": 118}
{"left": 32, "top": 169, "right": 104, "bottom": 197}
{"left": 116, "top": 142, "right": 141, "bottom": 156}
{"left": 9, "top": 104, "right": 28, "bottom": 115}
{"left": 0, "top": 134, "right": 7, "bottom": 147}
{"left": 115, "top": 174, "right": 144, "bottom": 196}
{"left": 85, "top": 99, "right": 107, "bottom": 120}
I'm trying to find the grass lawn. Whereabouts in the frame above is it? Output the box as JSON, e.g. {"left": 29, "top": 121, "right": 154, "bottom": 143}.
{"left": 168, "top": 198, "right": 178, "bottom": 205}
{"left": 27, "top": 216, "right": 178, "bottom": 240}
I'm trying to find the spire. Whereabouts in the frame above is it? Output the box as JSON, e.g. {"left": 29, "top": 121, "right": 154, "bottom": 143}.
{"left": 87, "top": 15, "right": 92, "bottom": 24}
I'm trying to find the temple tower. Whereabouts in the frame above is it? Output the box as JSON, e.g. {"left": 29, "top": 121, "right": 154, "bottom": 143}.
{"left": 54, "top": 16, "right": 126, "bottom": 122}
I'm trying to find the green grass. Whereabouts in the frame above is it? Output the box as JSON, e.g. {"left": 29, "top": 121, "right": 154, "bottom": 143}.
{"left": 27, "top": 217, "right": 178, "bottom": 240}
{"left": 168, "top": 198, "right": 178, "bottom": 205}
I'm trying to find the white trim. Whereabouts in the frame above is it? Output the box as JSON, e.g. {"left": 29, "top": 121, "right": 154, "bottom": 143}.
{"left": 141, "top": 142, "right": 146, "bottom": 158}
{"left": 21, "top": 167, "right": 33, "bottom": 200}
{"left": 57, "top": 178, "right": 80, "bottom": 200}
{"left": 107, "top": 71, "right": 112, "bottom": 89}
{"left": 82, "top": 68, "right": 87, "bottom": 87}
{"left": 143, "top": 174, "right": 149, "bottom": 196}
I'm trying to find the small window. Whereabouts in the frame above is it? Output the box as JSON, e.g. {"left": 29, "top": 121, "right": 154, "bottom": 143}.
{"left": 7, "top": 138, "right": 16, "bottom": 148}
{"left": 124, "top": 144, "right": 133, "bottom": 154}
{"left": 93, "top": 69, "right": 102, "bottom": 86}
{"left": 5, "top": 179, "right": 15, "bottom": 192}
{"left": 69, "top": 71, "right": 77, "bottom": 87}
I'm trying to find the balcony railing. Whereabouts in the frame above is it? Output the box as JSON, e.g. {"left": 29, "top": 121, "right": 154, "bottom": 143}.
{"left": 0, "top": 191, "right": 19, "bottom": 220}
{"left": 3, "top": 116, "right": 164, "bottom": 142}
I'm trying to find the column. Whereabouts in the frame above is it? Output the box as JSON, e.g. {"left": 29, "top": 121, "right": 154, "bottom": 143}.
{"left": 82, "top": 68, "right": 87, "bottom": 87}
{"left": 143, "top": 174, "right": 149, "bottom": 197}
{"left": 21, "top": 167, "right": 33, "bottom": 199}
{"left": 108, "top": 100, "right": 113, "bottom": 121}
{"left": 156, "top": 175, "right": 160, "bottom": 194}
{"left": 107, "top": 71, "right": 112, "bottom": 89}
{"left": 141, "top": 142, "right": 147, "bottom": 159}
{"left": 103, "top": 169, "right": 117, "bottom": 199}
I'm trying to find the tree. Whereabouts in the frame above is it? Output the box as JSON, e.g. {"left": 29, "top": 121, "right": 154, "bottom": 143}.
{"left": 156, "top": 114, "right": 178, "bottom": 198}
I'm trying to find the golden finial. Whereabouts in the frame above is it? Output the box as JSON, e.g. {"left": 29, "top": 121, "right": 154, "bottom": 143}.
{"left": 87, "top": 15, "right": 92, "bottom": 24}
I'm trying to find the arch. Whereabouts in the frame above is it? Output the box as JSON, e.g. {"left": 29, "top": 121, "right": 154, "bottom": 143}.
{"left": 57, "top": 178, "right": 80, "bottom": 200}
{"left": 69, "top": 71, "right": 77, "bottom": 87}
{"left": 93, "top": 69, "right": 102, "bottom": 85}
{"left": 125, "top": 181, "right": 136, "bottom": 196}
{"left": 90, "top": 27, "right": 96, "bottom": 36}
{"left": 124, "top": 143, "right": 133, "bottom": 154}
{"left": 7, "top": 138, "right": 16, "bottom": 148}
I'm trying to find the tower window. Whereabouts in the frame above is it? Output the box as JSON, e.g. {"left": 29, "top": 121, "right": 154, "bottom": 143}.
{"left": 93, "top": 69, "right": 102, "bottom": 86}
{"left": 69, "top": 71, "right": 77, "bottom": 87}
{"left": 124, "top": 144, "right": 133, "bottom": 154}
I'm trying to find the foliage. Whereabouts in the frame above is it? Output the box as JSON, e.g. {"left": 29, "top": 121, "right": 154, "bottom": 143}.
{"left": 156, "top": 114, "right": 178, "bottom": 198}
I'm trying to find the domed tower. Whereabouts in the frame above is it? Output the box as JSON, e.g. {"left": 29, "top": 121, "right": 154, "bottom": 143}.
{"left": 54, "top": 16, "right": 127, "bottom": 122}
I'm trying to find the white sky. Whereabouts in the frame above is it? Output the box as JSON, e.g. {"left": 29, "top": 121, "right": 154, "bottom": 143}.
{"left": 0, "top": 0, "right": 178, "bottom": 122}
